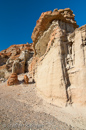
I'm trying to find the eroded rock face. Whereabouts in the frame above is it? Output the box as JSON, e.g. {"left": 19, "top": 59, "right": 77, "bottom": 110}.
{"left": 30, "top": 8, "right": 86, "bottom": 107}
{"left": 7, "top": 73, "right": 19, "bottom": 86}
{"left": 12, "top": 59, "right": 25, "bottom": 74}
{"left": 66, "top": 25, "right": 86, "bottom": 105}
{"left": 32, "top": 8, "right": 78, "bottom": 52}
{"left": 0, "top": 43, "right": 34, "bottom": 79}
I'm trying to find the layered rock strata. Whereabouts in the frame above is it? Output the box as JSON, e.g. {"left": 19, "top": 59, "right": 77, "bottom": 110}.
{"left": 32, "top": 8, "right": 78, "bottom": 55}
{"left": 29, "top": 8, "right": 86, "bottom": 106}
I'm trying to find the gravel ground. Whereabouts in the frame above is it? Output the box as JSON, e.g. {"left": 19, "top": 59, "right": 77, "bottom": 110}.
{"left": 0, "top": 74, "right": 86, "bottom": 130}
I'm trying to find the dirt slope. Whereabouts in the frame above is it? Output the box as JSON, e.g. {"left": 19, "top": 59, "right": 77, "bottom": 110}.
{"left": 0, "top": 74, "right": 86, "bottom": 130}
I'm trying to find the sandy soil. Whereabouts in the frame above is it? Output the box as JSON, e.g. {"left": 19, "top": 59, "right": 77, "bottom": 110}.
{"left": 0, "top": 73, "right": 86, "bottom": 130}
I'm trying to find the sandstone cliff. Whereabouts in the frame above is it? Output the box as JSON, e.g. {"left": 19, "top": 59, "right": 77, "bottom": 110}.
{"left": 29, "top": 8, "right": 86, "bottom": 107}
{"left": 0, "top": 43, "right": 34, "bottom": 80}
{"left": 0, "top": 8, "right": 86, "bottom": 107}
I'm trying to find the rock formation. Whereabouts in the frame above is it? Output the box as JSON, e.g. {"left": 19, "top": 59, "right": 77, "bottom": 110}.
{"left": 0, "top": 43, "right": 34, "bottom": 80}
{"left": 7, "top": 73, "right": 19, "bottom": 86}
{"left": 29, "top": 8, "right": 86, "bottom": 107}
{"left": 24, "top": 75, "right": 29, "bottom": 84}
{"left": 0, "top": 8, "right": 86, "bottom": 107}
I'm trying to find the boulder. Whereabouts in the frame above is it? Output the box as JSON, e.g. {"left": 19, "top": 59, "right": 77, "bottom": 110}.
{"left": 7, "top": 73, "right": 19, "bottom": 86}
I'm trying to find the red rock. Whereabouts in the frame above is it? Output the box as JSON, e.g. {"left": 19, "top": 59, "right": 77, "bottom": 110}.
{"left": 31, "top": 8, "right": 79, "bottom": 47}
{"left": 24, "top": 75, "right": 29, "bottom": 84}
{"left": 0, "top": 43, "right": 34, "bottom": 79}
{"left": 7, "top": 73, "right": 19, "bottom": 86}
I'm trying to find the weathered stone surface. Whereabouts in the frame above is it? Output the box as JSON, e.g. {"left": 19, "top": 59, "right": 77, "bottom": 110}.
{"left": 0, "top": 8, "right": 86, "bottom": 107}
{"left": 34, "top": 27, "right": 68, "bottom": 106}
{"left": 66, "top": 25, "right": 86, "bottom": 105}
{"left": 30, "top": 8, "right": 86, "bottom": 107}
{"left": 12, "top": 59, "right": 25, "bottom": 74}
{"left": 24, "top": 75, "right": 29, "bottom": 84}
{"left": 0, "top": 43, "right": 34, "bottom": 79}
{"left": 7, "top": 73, "right": 19, "bottom": 86}
{"left": 31, "top": 8, "right": 78, "bottom": 48}
{"left": 28, "top": 56, "right": 39, "bottom": 79}
{"left": 0, "top": 70, "right": 5, "bottom": 79}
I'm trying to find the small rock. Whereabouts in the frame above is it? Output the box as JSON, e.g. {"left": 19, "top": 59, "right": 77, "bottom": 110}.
{"left": 24, "top": 75, "right": 29, "bottom": 84}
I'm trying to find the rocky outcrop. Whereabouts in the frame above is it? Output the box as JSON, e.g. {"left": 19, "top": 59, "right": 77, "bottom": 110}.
{"left": 32, "top": 8, "right": 78, "bottom": 55}
{"left": 7, "top": 73, "right": 19, "bottom": 86}
{"left": 0, "top": 43, "right": 34, "bottom": 80}
{"left": 0, "top": 8, "right": 86, "bottom": 107}
{"left": 29, "top": 8, "right": 86, "bottom": 107}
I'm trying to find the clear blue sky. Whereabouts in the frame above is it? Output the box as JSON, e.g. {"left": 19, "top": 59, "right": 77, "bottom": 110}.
{"left": 0, "top": 0, "right": 86, "bottom": 51}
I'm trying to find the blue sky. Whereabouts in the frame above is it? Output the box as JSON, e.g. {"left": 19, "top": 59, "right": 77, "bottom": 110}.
{"left": 0, "top": 0, "right": 86, "bottom": 51}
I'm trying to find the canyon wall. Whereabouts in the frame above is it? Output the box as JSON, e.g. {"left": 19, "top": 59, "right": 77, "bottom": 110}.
{"left": 30, "top": 8, "right": 86, "bottom": 106}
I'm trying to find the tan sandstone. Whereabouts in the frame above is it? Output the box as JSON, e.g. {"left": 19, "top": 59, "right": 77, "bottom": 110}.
{"left": 29, "top": 8, "right": 86, "bottom": 107}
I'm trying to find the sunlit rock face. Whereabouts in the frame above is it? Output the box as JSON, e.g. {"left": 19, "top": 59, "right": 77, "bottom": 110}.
{"left": 30, "top": 8, "right": 86, "bottom": 107}
{"left": 0, "top": 43, "right": 34, "bottom": 79}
